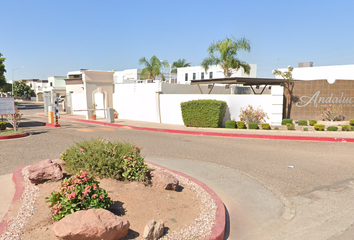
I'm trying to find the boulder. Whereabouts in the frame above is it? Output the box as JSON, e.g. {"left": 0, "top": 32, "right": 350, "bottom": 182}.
{"left": 28, "top": 159, "right": 63, "bottom": 184}
{"left": 151, "top": 169, "right": 179, "bottom": 191}
{"left": 52, "top": 209, "right": 130, "bottom": 240}
{"left": 142, "top": 219, "right": 164, "bottom": 240}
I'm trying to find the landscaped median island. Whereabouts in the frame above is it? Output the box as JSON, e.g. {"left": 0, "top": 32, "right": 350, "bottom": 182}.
{"left": 0, "top": 138, "right": 218, "bottom": 240}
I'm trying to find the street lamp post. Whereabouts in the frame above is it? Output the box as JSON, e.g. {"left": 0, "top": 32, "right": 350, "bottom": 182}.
{"left": 12, "top": 66, "right": 24, "bottom": 97}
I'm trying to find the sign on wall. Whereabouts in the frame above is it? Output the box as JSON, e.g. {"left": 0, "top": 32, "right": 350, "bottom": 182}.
{"left": 0, "top": 98, "right": 15, "bottom": 115}
{"left": 291, "top": 80, "right": 354, "bottom": 120}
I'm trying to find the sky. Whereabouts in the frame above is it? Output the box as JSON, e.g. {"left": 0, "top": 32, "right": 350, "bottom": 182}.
{"left": 1, "top": 0, "right": 354, "bottom": 81}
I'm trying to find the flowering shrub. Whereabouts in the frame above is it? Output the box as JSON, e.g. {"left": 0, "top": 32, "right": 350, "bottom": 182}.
{"left": 122, "top": 146, "right": 149, "bottom": 182}
{"left": 6, "top": 106, "right": 23, "bottom": 131}
{"left": 319, "top": 105, "right": 344, "bottom": 121}
{"left": 45, "top": 171, "right": 112, "bottom": 221}
{"left": 239, "top": 105, "right": 269, "bottom": 124}
{"left": 61, "top": 138, "right": 149, "bottom": 182}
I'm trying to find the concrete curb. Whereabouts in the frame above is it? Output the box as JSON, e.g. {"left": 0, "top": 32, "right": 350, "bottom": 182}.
{"left": 0, "top": 165, "right": 26, "bottom": 236}
{"left": 0, "top": 131, "right": 28, "bottom": 140}
{"left": 37, "top": 114, "right": 354, "bottom": 143}
{"left": 147, "top": 161, "right": 225, "bottom": 240}
{"left": 0, "top": 162, "right": 225, "bottom": 240}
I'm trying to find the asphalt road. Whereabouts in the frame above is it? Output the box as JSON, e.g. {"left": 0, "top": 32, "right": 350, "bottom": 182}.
{"left": 2, "top": 102, "right": 354, "bottom": 239}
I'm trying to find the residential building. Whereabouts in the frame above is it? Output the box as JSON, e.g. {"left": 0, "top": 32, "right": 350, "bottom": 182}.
{"left": 177, "top": 64, "right": 257, "bottom": 84}
{"left": 277, "top": 63, "right": 354, "bottom": 83}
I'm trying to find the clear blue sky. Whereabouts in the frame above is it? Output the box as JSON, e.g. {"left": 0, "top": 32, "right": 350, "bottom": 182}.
{"left": 2, "top": 0, "right": 354, "bottom": 81}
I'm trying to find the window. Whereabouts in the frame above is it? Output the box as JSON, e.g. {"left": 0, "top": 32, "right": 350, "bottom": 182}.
{"left": 201, "top": 72, "right": 204, "bottom": 80}
{"left": 193, "top": 73, "right": 196, "bottom": 80}
{"left": 50, "top": 82, "right": 53, "bottom": 87}
{"left": 185, "top": 73, "right": 188, "bottom": 81}
{"left": 209, "top": 72, "right": 213, "bottom": 79}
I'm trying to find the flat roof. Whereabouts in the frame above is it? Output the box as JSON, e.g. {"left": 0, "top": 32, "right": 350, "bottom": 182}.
{"left": 190, "top": 77, "right": 285, "bottom": 86}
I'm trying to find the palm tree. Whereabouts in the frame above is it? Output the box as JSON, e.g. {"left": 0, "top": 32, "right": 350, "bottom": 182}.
{"left": 201, "top": 37, "right": 251, "bottom": 77}
{"left": 171, "top": 59, "right": 191, "bottom": 73}
{"left": 139, "top": 55, "right": 168, "bottom": 80}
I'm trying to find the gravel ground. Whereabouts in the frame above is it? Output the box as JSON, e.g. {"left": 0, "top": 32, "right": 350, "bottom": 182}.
{"left": 0, "top": 164, "right": 217, "bottom": 240}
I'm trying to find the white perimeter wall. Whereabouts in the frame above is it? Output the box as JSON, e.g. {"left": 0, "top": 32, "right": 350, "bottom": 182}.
{"left": 113, "top": 84, "right": 283, "bottom": 126}
{"left": 71, "top": 93, "right": 86, "bottom": 116}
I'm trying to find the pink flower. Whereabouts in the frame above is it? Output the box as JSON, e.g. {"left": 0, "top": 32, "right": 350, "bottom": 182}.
{"left": 99, "top": 195, "right": 104, "bottom": 201}
{"left": 67, "top": 192, "right": 77, "bottom": 200}
{"left": 83, "top": 185, "right": 91, "bottom": 197}
{"left": 80, "top": 148, "right": 84, "bottom": 152}
{"left": 93, "top": 183, "right": 97, "bottom": 190}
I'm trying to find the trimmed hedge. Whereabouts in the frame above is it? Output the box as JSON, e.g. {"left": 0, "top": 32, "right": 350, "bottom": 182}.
{"left": 236, "top": 121, "right": 245, "bottom": 129}
{"left": 261, "top": 123, "right": 270, "bottom": 130}
{"left": 309, "top": 120, "right": 317, "bottom": 126}
{"left": 181, "top": 100, "right": 227, "bottom": 128}
{"left": 342, "top": 125, "right": 351, "bottom": 131}
{"left": 314, "top": 124, "right": 325, "bottom": 131}
{"left": 248, "top": 122, "right": 258, "bottom": 129}
{"left": 298, "top": 120, "right": 308, "bottom": 126}
{"left": 327, "top": 126, "right": 338, "bottom": 131}
{"left": 286, "top": 123, "right": 295, "bottom": 130}
{"left": 350, "top": 119, "right": 354, "bottom": 126}
{"left": 0, "top": 121, "right": 6, "bottom": 130}
{"left": 225, "top": 120, "right": 236, "bottom": 129}
{"left": 282, "top": 119, "right": 293, "bottom": 125}
{"left": 303, "top": 128, "right": 308, "bottom": 131}
{"left": 351, "top": 126, "right": 354, "bottom": 131}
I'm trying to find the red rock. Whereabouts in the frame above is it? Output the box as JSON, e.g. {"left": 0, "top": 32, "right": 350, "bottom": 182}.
{"left": 28, "top": 159, "right": 63, "bottom": 184}
{"left": 151, "top": 169, "right": 179, "bottom": 191}
{"left": 52, "top": 209, "right": 130, "bottom": 240}
{"left": 143, "top": 219, "right": 164, "bottom": 240}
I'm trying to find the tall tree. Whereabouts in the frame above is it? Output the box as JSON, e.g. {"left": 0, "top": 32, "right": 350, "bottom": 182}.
{"left": 202, "top": 37, "right": 251, "bottom": 77}
{"left": 272, "top": 66, "right": 295, "bottom": 119}
{"left": 13, "top": 81, "right": 35, "bottom": 97}
{"left": 171, "top": 59, "right": 191, "bottom": 73}
{"left": 0, "top": 53, "right": 6, "bottom": 89}
{"left": 139, "top": 55, "right": 168, "bottom": 80}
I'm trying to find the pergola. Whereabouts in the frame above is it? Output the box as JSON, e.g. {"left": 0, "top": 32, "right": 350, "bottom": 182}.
{"left": 190, "top": 77, "right": 285, "bottom": 94}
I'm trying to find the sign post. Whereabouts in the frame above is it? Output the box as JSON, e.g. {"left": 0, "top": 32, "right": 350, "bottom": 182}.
{"left": 0, "top": 98, "right": 16, "bottom": 133}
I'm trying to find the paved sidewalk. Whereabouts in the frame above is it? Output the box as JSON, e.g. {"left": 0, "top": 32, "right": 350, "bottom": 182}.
{"left": 41, "top": 112, "right": 354, "bottom": 142}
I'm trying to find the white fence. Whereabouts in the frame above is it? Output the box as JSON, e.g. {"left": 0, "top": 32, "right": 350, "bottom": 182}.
{"left": 113, "top": 83, "right": 283, "bottom": 126}
{"left": 71, "top": 93, "right": 86, "bottom": 116}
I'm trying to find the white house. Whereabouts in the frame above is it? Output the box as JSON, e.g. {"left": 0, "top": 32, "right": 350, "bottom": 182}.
{"left": 113, "top": 68, "right": 177, "bottom": 84}
{"left": 177, "top": 64, "right": 257, "bottom": 84}
{"left": 19, "top": 79, "right": 49, "bottom": 101}
{"left": 277, "top": 63, "right": 354, "bottom": 83}
{"left": 47, "top": 76, "right": 67, "bottom": 96}
{"left": 65, "top": 69, "right": 114, "bottom": 119}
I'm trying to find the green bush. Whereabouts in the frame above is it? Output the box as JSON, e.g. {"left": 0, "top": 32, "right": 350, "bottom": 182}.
{"left": 236, "top": 121, "right": 245, "bottom": 129}
{"left": 181, "top": 100, "right": 227, "bottom": 128}
{"left": 314, "top": 124, "right": 325, "bottom": 131}
{"left": 327, "top": 126, "right": 338, "bottom": 131}
{"left": 274, "top": 127, "right": 279, "bottom": 130}
{"left": 0, "top": 121, "right": 6, "bottom": 130}
{"left": 309, "top": 120, "right": 317, "bottom": 126}
{"left": 225, "top": 120, "right": 236, "bottom": 129}
{"left": 248, "top": 122, "right": 258, "bottom": 129}
{"left": 282, "top": 119, "right": 293, "bottom": 125}
{"left": 261, "top": 123, "right": 270, "bottom": 130}
{"left": 350, "top": 119, "right": 354, "bottom": 126}
{"left": 45, "top": 171, "right": 112, "bottom": 221}
{"left": 351, "top": 126, "right": 354, "bottom": 131}
{"left": 303, "top": 128, "right": 308, "bottom": 131}
{"left": 298, "top": 120, "right": 308, "bottom": 126}
{"left": 61, "top": 138, "right": 149, "bottom": 182}
{"left": 286, "top": 123, "right": 295, "bottom": 130}
{"left": 342, "top": 125, "right": 351, "bottom": 131}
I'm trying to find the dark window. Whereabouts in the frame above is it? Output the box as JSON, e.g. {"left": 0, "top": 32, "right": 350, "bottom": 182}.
{"left": 209, "top": 72, "right": 213, "bottom": 79}
{"left": 193, "top": 73, "right": 196, "bottom": 80}
{"left": 50, "top": 82, "right": 53, "bottom": 87}
{"left": 201, "top": 72, "right": 204, "bottom": 80}
{"left": 185, "top": 73, "right": 188, "bottom": 81}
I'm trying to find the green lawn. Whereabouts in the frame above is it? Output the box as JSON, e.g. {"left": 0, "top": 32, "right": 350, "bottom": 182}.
{"left": 0, "top": 129, "right": 25, "bottom": 136}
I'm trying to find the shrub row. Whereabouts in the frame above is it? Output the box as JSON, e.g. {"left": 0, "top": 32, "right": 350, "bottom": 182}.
{"left": 225, "top": 120, "right": 270, "bottom": 130}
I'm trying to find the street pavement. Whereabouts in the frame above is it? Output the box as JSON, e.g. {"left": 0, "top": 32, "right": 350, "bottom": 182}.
{"left": 2, "top": 102, "right": 354, "bottom": 239}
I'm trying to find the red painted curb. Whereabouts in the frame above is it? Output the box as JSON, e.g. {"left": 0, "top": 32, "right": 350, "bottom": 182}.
{"left": 0, "top": 131, "right": 28, "bottom": 140}
{"left": 45, "top": 123, "right": 61, "bottom": 127}
{"left": 36, "top": 113, "right": 354, "bottom": 143}
{"left": 147, "top": 161, "right": 225, "bottom": 240}
{"left": 0, "top": 165, "right": 26, "bottom": 236}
